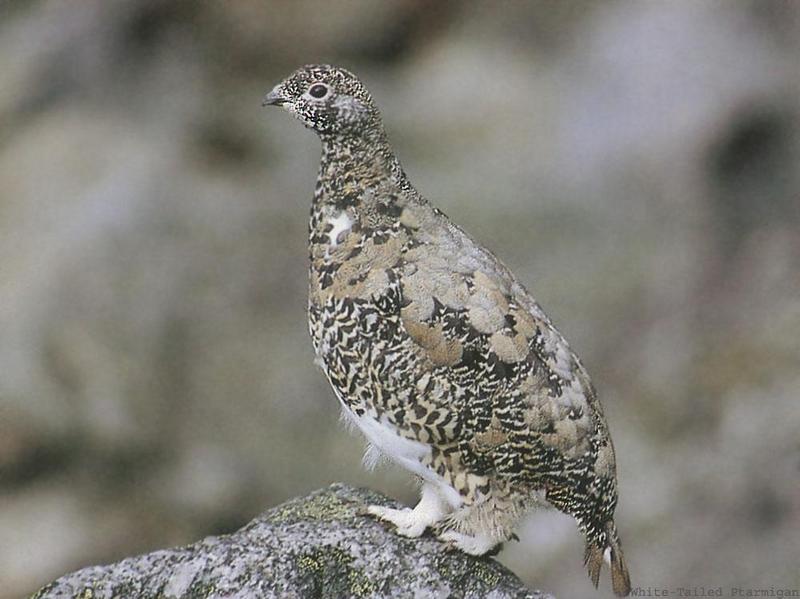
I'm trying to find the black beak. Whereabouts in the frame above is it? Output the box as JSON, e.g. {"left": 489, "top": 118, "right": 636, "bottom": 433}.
{"left": 262, "top": 89, "right": 288, "bottom": 107}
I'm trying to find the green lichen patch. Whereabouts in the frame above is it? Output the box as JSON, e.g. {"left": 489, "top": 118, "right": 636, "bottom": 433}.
{"left": 347, "top": 567, "right": 378, "bottom": 597}
{"left": 268, "top": 489, "right": 354, "bottom": 525}
{"left": 296, "top": 545, "right": 377, "bottom": 598}
{"left": 30, "top": 583, "right": 58, "bottom": 599}
{"left": 297, "top": 552, "right": 324, "bottom": 575}
{"left": 183, "top": 580, "right": 219, "bottom": 598}
{"left": 434, "top": 552, "right": 501, "bottom": 592}
{"left": 471, "top": 560, "right": 502, "bottom": 587}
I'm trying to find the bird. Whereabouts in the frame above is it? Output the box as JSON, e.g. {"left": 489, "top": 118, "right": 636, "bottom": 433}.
{"left": 263, "top": 64, "right": 632, "bottom": 597}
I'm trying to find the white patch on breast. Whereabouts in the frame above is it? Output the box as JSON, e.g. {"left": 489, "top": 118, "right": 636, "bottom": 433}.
{"left": 327, "top": 211, "right": 352, "bottom": 248}
{"left": 339, "top": 404, "right": 463, "bottom": 509}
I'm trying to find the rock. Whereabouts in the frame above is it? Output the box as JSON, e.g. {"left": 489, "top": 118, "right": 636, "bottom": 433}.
{"left": 33, "top": 483, "right": 552, "bottom": 599}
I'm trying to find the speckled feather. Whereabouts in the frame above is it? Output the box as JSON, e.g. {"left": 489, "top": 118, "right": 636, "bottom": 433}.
{"left": 265, "top": 65, "right": 631, "bottom": 596}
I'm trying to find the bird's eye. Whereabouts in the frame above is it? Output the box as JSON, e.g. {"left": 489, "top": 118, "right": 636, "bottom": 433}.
{"left": 308, "top": 83, "right": 329, "bottom": 99}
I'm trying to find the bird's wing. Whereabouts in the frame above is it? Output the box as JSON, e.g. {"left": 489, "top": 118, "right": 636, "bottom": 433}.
{"left": 396, "top": 203, "right": 602, "bottom": 463}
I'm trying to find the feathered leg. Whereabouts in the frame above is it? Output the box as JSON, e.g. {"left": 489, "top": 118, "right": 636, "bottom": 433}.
{"left": 436, "top": 489, "right": 523, "bottom": 556}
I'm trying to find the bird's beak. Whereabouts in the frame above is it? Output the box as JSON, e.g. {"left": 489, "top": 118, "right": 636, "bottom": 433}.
{"left": 262, "top": 87, "right": 288, "bottom": 107}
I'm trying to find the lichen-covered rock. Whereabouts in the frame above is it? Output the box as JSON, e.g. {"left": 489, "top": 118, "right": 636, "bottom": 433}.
{"left": 33, "top": 484, "right": 552, "bottom": 599}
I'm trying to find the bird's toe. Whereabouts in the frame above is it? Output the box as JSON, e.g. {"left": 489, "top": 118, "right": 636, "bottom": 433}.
{"left": 437, "top": 530, "right": 498, "bottom": 556}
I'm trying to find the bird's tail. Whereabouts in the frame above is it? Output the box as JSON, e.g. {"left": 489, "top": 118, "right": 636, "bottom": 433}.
{"left": 584, "top": 520, "right": 631, "bottom": 597}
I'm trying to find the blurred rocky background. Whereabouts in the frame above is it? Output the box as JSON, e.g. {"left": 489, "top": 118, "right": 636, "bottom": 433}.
{"left": 1, "top": 1, "right": 798, "bottom": 597}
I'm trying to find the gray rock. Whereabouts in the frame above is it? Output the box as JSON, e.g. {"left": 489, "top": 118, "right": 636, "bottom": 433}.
{"left": 33, "top": 484, "right": 552, "bottom": 599}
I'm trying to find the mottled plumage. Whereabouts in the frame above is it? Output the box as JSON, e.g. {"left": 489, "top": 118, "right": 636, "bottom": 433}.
{"left": 264, "top": 65, "right": 631, "bottom": 596}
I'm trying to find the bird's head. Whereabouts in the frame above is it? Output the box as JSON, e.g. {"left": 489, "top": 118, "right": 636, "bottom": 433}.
{"left": 263, "top": 65, "right": 381, "bottom": 138}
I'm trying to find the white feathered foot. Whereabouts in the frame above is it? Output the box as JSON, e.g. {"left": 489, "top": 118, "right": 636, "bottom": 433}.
{"left": 367, "top": 481, "right": 450, "bottom": 538}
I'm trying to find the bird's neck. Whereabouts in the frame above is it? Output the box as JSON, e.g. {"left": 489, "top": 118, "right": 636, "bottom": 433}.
{"left": 315, "top": 133, "right": 408, "bottom": 209}
{"left": 308, "top": 133, "right": 420, "bottom": 260}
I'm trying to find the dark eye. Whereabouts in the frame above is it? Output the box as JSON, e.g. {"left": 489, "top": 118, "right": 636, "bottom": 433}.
{"left": 308, "top": 83, "right": 329, "bottom": 99}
